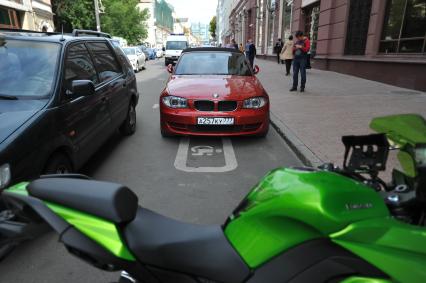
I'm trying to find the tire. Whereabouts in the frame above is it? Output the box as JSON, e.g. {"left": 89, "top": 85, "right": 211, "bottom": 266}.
{"left": 120, "top": 102, "right": 137, "bottom": 136}
{"left": 160, "top": 128, "right": 173, "bottom": 138}
{"left": 44, "top": 153, "right": 73, "bottom": 174}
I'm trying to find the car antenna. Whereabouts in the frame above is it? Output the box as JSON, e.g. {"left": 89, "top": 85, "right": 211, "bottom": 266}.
{"left": 60, "top": 24, "right": 65, "bottom": 42}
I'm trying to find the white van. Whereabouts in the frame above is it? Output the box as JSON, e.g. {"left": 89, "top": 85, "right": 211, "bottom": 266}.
{"left": 165, "top": 34, "right": 189, "bottom": 66}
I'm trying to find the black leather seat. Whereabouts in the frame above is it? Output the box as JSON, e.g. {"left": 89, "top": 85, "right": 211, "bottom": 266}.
{"left": 28, "top": 178, "right": 138, "bottom": 224}
{"left": 123, "top": 208, "right": 250, "bottom": 283}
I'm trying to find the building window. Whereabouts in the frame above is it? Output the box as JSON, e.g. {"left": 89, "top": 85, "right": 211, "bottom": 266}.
{"left": 304, "top": 4, "right": 320, "bottom": 55}
{"left": 380, "top": 0, "right": 426, "bottom": 54}
{"left": 0, "top": 7, "right": 20, "bottom": 29}
{"left": 345, "top": 0, "right": 372, "bottom": 55}
{"left": 281, "top": 2, "right": 292, "bottom": 40}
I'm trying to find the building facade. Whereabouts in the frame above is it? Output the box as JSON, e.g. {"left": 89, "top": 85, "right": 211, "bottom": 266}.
{"left": 191, "top": 22, "right": 210, "bottom": 44}
{"left": 138, "top": 0, "right": 174, "bottom": 48}
{"left": 219, "top": 0, "right": 426, "bottom": 91}
{"left": 0, "top": 0, "right": 54, "bottom": 31}
{"left": 292, "top": 0, "right": 426, "bottom": 91}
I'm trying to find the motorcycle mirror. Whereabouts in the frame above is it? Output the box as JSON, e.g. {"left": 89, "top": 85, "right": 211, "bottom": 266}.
{"left": 167, "top": 64, "right": 174, "bottom": 74}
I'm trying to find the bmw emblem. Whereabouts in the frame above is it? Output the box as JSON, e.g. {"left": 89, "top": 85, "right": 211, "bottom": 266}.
{"left": 213, "top": 93, "right": 219, "bottom": 98}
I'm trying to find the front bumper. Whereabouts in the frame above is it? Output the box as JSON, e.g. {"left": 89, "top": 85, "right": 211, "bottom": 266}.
{"left": 160, "top": 104, "right": 269, "bottom": 136}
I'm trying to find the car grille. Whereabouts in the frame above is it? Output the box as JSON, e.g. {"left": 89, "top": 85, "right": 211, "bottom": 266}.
{"left": 194, "top": 100, "right": 238, "bottom": 111}
{"left": 194, "top": 100, "right": 214, "bottom": 111}
{"left": 218, "top": 101, "right": 237, "bottom": 111}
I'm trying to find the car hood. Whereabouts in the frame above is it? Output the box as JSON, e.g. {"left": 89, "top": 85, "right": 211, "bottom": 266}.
{"left": 0, "top": 100, "right": 46, "bottom": 144}
{"left": 166, "top": 75, "right": 264, "bottom": 100}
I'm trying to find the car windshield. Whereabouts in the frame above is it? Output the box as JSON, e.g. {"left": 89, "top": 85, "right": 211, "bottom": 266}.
{"left": 0, "top": 39, "right": 61, "bottom": 99}
{"left": 123, "top": 48, "right": 136, "bottom": 55}
{"left": 174, "top": 52, "right": 252, "bottom": 76}
{"left": 166, "top": 41, "right": 188, "bottom": 50}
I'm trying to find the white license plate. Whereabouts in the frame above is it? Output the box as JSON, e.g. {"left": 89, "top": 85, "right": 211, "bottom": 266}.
{"left": 197, "top": 117, "right": 234, "bottom": 125}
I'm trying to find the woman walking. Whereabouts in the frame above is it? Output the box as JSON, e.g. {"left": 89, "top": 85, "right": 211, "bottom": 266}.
{"left": 280, "top": 35, "right": 294, "bottom": 76}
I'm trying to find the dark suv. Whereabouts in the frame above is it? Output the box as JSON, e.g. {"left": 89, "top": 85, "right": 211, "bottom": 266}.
{"left": 0, "top": 29, "right": 139, "bottom": 189}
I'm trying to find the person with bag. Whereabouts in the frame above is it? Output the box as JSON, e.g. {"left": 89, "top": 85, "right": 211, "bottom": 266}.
{"left": 290, "top": 31, "right": 310, "bottom": 92}
{"left": 280, "top": 35, "right": 294, "bottom": 76}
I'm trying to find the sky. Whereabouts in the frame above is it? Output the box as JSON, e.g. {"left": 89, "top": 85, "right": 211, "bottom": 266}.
{"left": 167, "top": 0, "right": 218, "bottom": 24}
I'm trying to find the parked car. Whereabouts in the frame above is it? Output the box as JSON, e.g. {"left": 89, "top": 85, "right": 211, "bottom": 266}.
{"left": 146, "top": 48, "right": 156, "bottom": 60}
{"left": 155, "top": 48, "right": 164, "bottom": 58}
{"left": 160, "top": 47, "right": 269, "bottom": 137}
{"left": 123, "top": 46, "right": 146, "bottom": 72}
{"left": 0, "top": 29, "right": 139, "bottom": 189}
{"left": 139, "top": 45, "right": 150, "bottom": 61}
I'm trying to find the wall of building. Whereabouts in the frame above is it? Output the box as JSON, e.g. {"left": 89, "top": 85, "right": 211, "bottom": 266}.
{"left": 291, "top": 0, "right": 426, "bottom": 91}
{"left": 0, "top": 0, "right": 53, "bottom": 31}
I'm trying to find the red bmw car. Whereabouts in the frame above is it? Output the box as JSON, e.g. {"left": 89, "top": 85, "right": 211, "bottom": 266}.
{"left": 160, "top": 47, "right": 269, "bottom": 137}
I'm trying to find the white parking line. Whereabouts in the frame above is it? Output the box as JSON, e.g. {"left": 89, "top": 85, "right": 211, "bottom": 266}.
{"left": 174, "top": 137, "right": 238, "bottom": 172}
{"left": 152, "top": 104, "right": 159, "bottom": 109}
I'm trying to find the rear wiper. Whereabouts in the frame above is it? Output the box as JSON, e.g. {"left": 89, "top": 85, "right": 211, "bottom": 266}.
{"left": 0, "top": 94, "right": 18, "bottom": 100}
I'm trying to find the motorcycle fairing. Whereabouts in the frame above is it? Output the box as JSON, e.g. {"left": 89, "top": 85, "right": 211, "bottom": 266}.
{"left": 224, "top": 168, "right": 389, "bottom": 268}
{"left": 331, "top": 217, "right": 426, "bottom": 283}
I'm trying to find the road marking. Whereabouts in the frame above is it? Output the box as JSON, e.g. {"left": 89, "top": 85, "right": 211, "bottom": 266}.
{"left": 174, "top": 137, "right": 238, "bottom": 172}
{"left": 152, "top": 104, "right": 159, "bottom": 109}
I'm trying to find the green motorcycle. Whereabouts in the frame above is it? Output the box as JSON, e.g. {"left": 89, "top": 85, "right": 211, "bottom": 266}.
{"left": 3, "top": 114, "right": 426, "bottom": 283}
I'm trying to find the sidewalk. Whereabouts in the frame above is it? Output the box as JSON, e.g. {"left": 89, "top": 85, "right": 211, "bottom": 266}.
{"left": 256, "top": 59, "right": 426, "bottom": 167}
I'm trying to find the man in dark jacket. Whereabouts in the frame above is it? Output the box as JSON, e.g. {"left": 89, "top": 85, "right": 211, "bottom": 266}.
{"left": 245, "top": 38, "right": 256, "bottom": 68}
{"left": 274, "top": 38, "right": 284, "bottom": 64}
{"left": 290, "top": 31, "right": 310, "bottom": 93}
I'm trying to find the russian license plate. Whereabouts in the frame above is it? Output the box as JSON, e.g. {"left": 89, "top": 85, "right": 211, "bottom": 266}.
{"left": 197, "top": 117, "right": 234, "bottom": 125}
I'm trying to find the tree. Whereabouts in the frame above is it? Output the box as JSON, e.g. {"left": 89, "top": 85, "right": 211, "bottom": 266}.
{"left": 52, "top": 0, "right": 96, "bottom": 32}
{"left": 209, "top": 16, "right": 216, "bottom": 39}
{"left": 101, "top": 0, "right": 149, "bottom": 45}
{"left": 52, "top": 0, "right": 149, "bottom": 45}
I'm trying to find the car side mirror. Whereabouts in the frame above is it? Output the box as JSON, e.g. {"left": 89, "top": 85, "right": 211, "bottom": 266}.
{"left": 70, "top": 80, "right": 95, "bottom": 99}
{"left": 253, "top": 65, "right": 260, "bottom": 75}
{"left": 167, "top": 64, "right": 174, "bottom": 74}
{"left": 162, "top": 47, "right": 165, "bottom": 52}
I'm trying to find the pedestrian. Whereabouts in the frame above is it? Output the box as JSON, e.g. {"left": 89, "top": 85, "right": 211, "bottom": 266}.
{"left": 280, "top": 35, "right": 294, "bottom": 76}
{"left": 305, "top": 36, "right": 312, "bottom": 69}
{"left": 239, "top": 43, "right": 244, "bottom": 53}
{"left": 245, "top": 39, "right": 256, "bottom": 68}
{"left": 290, "top": 31, "right": 310, "bottom": 92}
{"left": 231, "top": 39, "right": 238, "bottom": 50}
{"left": 274, "top": 38, "right": 284, "bottom": 64}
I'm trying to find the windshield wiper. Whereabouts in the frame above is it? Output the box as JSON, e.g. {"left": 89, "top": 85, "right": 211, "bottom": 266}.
{"left": 0, "top": 94, "right": 18, "bottom": 100}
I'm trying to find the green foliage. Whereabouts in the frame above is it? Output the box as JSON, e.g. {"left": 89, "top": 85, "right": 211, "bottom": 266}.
{"left": 52, "top": 0, "right": 149, "bottom": 45}
{"left": 209, "top": 16, "right": 217, "bottom": 39}
{"left": 101, "top": 0, "right": 149, "bottom": 45}
{"left": 52, "top": 0, "right": 96, "bottom": 31}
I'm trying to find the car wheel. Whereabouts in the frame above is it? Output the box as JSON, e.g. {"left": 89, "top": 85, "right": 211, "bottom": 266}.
{"left": 161, "top": 127, "right": 173, "bottom": 138}
{"left": 135, "top": 62, "right": 140, "bottom": 73}
{"left": 44, "top": 153, "right": 73, "bottom": 174}
{"left": 120, "top": 102, "right": 137, "bottom": 136}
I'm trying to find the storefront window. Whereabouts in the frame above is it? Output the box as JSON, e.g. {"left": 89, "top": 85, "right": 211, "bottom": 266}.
{"left": 304, "top": 4, "right": 320, "bottom": 55}
{"left": 345, "top": 0, "right": 372, "bottom": 55}
{"left": 281, "top": 2, "right": 292, "bottom": 40}
{"left": 380, "top": 0, "right": 426, "bottom": 53}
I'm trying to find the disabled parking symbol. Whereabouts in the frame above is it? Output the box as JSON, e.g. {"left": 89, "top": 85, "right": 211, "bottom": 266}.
{"left": 174, "top": 138, "right": 237, "bottom": 172}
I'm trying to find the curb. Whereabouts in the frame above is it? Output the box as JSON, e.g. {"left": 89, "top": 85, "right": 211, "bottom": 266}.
{"left": 270, "top": 112, "right": 324, "bottom": 167}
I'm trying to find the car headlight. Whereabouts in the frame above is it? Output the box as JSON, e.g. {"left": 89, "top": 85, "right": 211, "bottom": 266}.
{"left": 162, "top": 96, "right": 188, "bottom": 108}
{"left": 0, "top": 163, "right": 11, "bottom": 189}
{"left": 243, "top": 97, "right": 267, "bottom": 109}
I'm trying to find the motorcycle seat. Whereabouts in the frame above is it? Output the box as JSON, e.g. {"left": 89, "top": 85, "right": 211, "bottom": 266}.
{"left": 28, "top": 178, "right": 138, "bottom": 224}
{"left": 123, "top": 208, "right": 250, "bottom": 283}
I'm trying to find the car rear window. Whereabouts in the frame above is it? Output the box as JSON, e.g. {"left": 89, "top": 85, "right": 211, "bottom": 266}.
{"left": 174, "top": 52, "right": 252, "bottom": 76}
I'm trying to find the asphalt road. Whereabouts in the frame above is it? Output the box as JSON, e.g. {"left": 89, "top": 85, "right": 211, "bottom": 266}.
{"left": 0, "top": 59, "right": 301, "bottom": 283}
